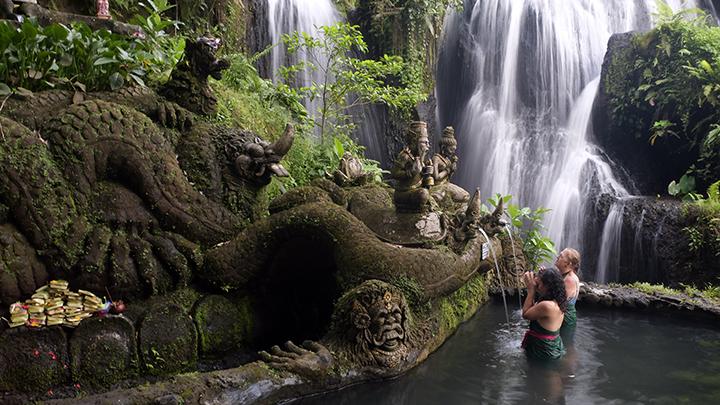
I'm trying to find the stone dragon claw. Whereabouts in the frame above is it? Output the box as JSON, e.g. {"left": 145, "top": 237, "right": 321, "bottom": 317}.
{"left": 259, "top": 340, "right": 334, "bottom": 379}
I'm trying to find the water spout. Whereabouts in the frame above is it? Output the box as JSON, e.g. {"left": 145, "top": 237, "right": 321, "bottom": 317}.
{"left": 478, "top": 228, "right": 510, "bottom": 324}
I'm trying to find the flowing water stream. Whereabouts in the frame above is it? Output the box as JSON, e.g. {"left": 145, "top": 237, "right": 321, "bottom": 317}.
{"left": 436, "top": 0, "right": 712, "bottom": 282}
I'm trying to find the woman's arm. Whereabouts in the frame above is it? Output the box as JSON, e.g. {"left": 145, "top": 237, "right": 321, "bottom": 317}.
{"left": 564, "top": 274, "right": 576, "bottom": 300}
{"left": 522, "top": 271, "right": 541, "bottom": 319}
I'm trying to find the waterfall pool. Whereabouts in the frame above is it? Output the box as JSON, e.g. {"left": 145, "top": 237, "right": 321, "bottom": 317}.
{"left": 297, "top": 301, "right": 720, "bottom": 404}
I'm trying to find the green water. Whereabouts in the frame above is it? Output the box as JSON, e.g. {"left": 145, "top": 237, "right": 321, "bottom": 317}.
{"left": 299, "top": 302, "right": 720, "bottom": 404}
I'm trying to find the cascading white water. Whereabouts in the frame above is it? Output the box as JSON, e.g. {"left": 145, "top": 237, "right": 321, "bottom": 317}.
{"left": 265, "top": 0, "right": 387, "bottom": 162}
{"left": 596, "top": 200, "right": 625, "bottom": 284}
{"left": 437, "top": 0, "right": 707, "bottom": 281}
{"left": 267, "top": 0, "right": 340, "bottom": 124}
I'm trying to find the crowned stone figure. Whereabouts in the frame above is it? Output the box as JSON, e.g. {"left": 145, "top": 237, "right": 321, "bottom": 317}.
{"left": 431, "top": 126, "right": 469, "bottom": 204}
{"left": 390, "top": 121, "right": 435, "bottom": 213}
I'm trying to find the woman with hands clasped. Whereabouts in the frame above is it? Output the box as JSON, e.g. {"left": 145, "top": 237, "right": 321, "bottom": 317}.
{"left": 521, "top": 267, "right": 567, "bottom": 361}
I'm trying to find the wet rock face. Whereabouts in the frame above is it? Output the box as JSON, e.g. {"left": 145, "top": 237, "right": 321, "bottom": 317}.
{"left": 582, "top": 195, "right": 718, "bottom": 286}
{"left": 579, "top": 282, "right": 720, "bottom": 321}
{"left": 0, "top": 327, "right": 70, "bottom": 392}
{"left": 139, "top": 304, "right": 198, "bottom": 375}
{"left": 69, "top": 315, "right": 138, "bottom": 388}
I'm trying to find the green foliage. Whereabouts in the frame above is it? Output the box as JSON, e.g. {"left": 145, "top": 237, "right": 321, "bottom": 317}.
{"left": 631, "top": 281, "right": 679, "bottom": 295}
{"left": 681, "top": 181, "right": 720, "bottom": 259}
{"left": 490, "top": 194, "right": 556, "bottom": 270}
{"left": 628, "top": 2, "right": 720, "bottom": 187}
{"left": 212, "top": 50, "right": 383, "bottom": 194}
{"left": 631, "top": 281, "right": 720, "bottom": 302}
{"left": 282, "top": 130, "right": 385, "bottom": 188}
{"left": 213, "top": 52, "right": 295, "bottom": 140}
{"left": 358, "top": 0, "right": 462, "bottom": 92}
{"left": 269, "top": 22, "right": 418, "bottom": 188}
{"left": 668, "top": 174, "right": 702, "bottom": 201}
{"left": 0, "top": 0, "right": 183, "bottom": 94}
{"left": 280, "top": 22, "right": 426, "bottom": 141}
{"left": 683, "top": 225, "right": 704, "bottom": 252}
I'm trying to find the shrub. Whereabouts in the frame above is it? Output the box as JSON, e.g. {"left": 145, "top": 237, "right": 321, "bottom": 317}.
{"left": 0, "top": 0, "right": 183, "bottom": 95}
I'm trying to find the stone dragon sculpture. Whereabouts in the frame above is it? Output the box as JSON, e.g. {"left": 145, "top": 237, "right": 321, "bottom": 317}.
{"left": 0, "top": 37, "right": 294, "bottom": 305}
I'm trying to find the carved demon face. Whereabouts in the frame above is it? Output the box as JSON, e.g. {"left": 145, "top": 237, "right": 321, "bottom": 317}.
{"left": 352, "top": 289, "right": 407, "bottom": 355}
{"left": 367, "top": 292, "right": 405, "bottom": 351}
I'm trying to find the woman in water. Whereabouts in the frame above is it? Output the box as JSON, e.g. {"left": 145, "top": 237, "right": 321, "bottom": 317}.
{"left": 556, "top": 248, "right": 581, "bottom": 336}
{"left": 521, "top": 267, "right": 567, "bottom": 360}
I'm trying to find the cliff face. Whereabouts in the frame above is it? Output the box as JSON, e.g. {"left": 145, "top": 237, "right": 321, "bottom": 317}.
{"left": 592, "top": 32, "right": 699, "bottom": 195}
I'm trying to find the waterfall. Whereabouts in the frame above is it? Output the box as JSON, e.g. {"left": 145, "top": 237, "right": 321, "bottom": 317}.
{"left": 596, "top": 200, "right": 626, "bottom": 284}
{"left": 267, "top": 0, "right": 340, "bottom": 126}
{"left": 437, "top": 0, "right": 710, "bottom": 281}
{"left": 265, "top": 0, "right": 387, "bottom": 163}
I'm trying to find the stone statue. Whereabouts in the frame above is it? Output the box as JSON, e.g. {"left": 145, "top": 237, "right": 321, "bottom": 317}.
{"left": 480, "top": 196, "right": 507, "bottom": 237}
{"left": 160, "top": 37, "right": 231, "bottom": 116}
{"left": 431, "top": 126, "right": 469, "bottom": 204}
{"left": 330, "top": 152, "right": 370, "bottom": 187}
{"left": 259, "top": 340, "right": 334, "bottom": 380}
{"left": 230, "top": 124, "right": 294, "bottom": 185}
{"left": 452, "top": 189, "right": 507, "bottom": 243}
{"left": 390, "top": 121, "right": 435, "bottom": 212}
{"left": 432, "top": 127, "right": 458, "bottom": 184}
{"left": 0, "top": 38, "right": 293, "bottom": 305}
{"left": 455, "top": 188, "right": 483, "bottom": 241}
{"left": 331, "top": 280, "right": 412, "bottom": 369}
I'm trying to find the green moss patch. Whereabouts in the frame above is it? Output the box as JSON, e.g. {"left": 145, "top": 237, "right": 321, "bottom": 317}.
{"left": 69, "top": 315, "right": 139, "bottom": 389}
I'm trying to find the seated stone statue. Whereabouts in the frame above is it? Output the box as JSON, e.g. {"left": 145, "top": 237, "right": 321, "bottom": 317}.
{"left": 391, "top": 121, "right": 435, "bottom": 213}
{"left": 431, "top": 126, "right": 469, "bottom": 204}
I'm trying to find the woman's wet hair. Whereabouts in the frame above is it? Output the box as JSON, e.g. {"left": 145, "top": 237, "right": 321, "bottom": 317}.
{"left": 537, "top": 267, "right": 568, "bottom": 311}
{"left": 563, "top": 248, "right": 581, "bottom": 271}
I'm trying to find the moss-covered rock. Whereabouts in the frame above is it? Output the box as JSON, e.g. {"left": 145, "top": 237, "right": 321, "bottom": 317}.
{"left": 139, "top": 303, "right": 198, "bottom": 375}
{"left": 193, "top": 295, "right": 253, "bottom": 355}
{"left": 0, "top": 223, "right": 49, "bottom": 306}
{"left": 0, "top": 326, "right": 70, "bottom": 392}
{"left": 69, "top": 315, "right": 138, "bottom": 389}
{"left": 0, "top": 115, "right": 90, "bottom": 273}
{"left": 203, "top": 184, "right": 500, "bottom": 300}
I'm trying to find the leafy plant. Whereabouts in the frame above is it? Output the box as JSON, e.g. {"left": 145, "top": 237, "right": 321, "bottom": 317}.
{"left": 683, "top": 225, "right": 704, "bottom": 252}
{"left": 668, "top": 174, "right": 703, "bottom": 201}
{"left": 628, "top": 1, "right": 720, "bottom": 189}
{"left": 280, "top": 22, "right": 426, "bottom": 142}
{"left": 358, "top": 0, "right": 462, "bottom": 93}
{"left": 127, "top": 0, "right": 185, "bottom": 84}
{"left": 213, "top": 50, "right": 383, "bottom": 193}
{"left": 0, "top": 0, "right": 183, "bottom": 94}
{"left": 631, "top": 281, "right": 678, "bottom": 295}
{"left": 489, "top": 194, "right": 556, "bottom": 270}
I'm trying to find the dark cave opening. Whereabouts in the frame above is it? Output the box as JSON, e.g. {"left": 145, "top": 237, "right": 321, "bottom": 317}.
{"left": 251, "top": 235, "right": 341, "bottom": 347}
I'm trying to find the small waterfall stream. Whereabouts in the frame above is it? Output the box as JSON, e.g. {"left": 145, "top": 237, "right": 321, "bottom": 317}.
{"left": 265, "top": 0, "right": 387, "bottom": 163}
{"left": 437, "top": 0, "right": 711, "bottom": 282}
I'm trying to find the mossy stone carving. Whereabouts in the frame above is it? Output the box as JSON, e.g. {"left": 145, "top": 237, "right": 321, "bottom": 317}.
{"left": 69, "top": 315, "right": 138, "bottom": 389}
{"left": 193, "top": 295, "right": 253, "bottom": 355}
{"left": 139, "top": 303, "right": 198, "bottom": 375}
{"left": 0, "top": 326, "right": 70, "bottom": 392}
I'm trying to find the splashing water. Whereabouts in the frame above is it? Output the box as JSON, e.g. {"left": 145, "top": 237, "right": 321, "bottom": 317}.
{"left": 437, "top": 0, "right": 710, "bottom": 281}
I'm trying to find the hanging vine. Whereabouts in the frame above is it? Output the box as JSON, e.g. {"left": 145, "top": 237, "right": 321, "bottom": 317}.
{"left": 353, "top": 0, "right": 462, "bottom": 92}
